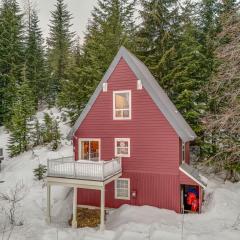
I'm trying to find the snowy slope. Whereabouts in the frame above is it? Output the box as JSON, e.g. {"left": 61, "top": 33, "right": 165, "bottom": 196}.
{"left": 0, "top": 108, "right": 240, "bottom": 240}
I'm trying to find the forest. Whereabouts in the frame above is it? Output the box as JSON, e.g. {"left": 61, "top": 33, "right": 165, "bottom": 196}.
{"left": 0, "top": 0, "right": 239, "bottom": 180}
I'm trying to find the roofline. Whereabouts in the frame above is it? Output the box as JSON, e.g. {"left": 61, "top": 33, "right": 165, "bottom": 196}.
{"left": 179, "top": 166, "right": 207, "bottom": 189}
{"left": 67, "top": 46, "right": 197, "bottom": 142}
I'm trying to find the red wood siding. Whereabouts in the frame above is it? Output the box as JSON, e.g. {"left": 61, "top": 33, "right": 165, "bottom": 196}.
{"left": 78, "top": 172, "right": 180, "bottom": 212}
{"left": 74, "top": 58, "right": 180, "bottom": 174}
{"left": 73, "top": 57, "right": 200, "bottom": 212}
{"left": 179, "top": 171, "right": 198, "bottom": 186}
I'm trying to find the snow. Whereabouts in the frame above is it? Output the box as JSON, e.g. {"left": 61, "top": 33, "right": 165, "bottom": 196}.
{"left": 1, "top": 108, "right": 240, "bottom": 240}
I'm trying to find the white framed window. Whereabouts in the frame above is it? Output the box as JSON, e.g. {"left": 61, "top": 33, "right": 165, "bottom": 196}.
{"left": 79, "top": 138, "right": 100, "bottom": 161}
{"left": 115, "top": 178, "right": 130, "bottom": 200}
{"left": 113, "top": 90, "right": 131, "bottom": 120}
{"left": 114, "top": 138, "right": 130, "bottom": 157}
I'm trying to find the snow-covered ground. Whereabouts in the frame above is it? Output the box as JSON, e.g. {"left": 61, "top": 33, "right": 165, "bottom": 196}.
{"left": 0, "top": 109, "right": 240, "bottom": 240}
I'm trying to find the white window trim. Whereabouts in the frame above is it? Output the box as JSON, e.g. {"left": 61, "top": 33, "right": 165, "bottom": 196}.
{"left": 79, "top": 138, "right": 101, "bottom": 161}
{"left": 114, "top": 138, "right": 130, "bottom": 157}
{"left": 113, "top": 90, "right": 132, "bottom": 120}
{"left": 115, "top": 178, "right": 131, "bottom": 200}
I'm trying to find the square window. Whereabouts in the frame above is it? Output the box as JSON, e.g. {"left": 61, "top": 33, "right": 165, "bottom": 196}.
{"left": 115, "top": 178, "right": 130, "bottom": 200}
{"left": 79, "top": 139, "right": 100, "bottom": 161}
{"left": 113, "top": 91, "right": 131, "bottom": 120}
{"left": 115, "top": 138, "right": 130, "bottom": 157}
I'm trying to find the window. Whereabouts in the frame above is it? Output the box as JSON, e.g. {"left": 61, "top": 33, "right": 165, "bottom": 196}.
{"left": 79, "top": 139, "right": 100, "bottom": 161}
{"left": 115, "top": 178, "right": 130, "bottom": 200}
{"left": 115, "top": 138, "right": 130, "bottom": 157}
{"left": 113, "top": 90, "right": 131, "bottom": 120}
{"left": 182, "top": 142, "right": 185, "bottom": 163}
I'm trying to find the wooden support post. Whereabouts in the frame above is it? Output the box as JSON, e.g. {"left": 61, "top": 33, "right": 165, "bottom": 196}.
{"left": 100, "top": 186, "right": 105, "bottom": 231}
{"left": 72, "top": 187, "right": 78, "bottom": 228}
{"left": 46, "top": 183, "right": 51, "bottom": 223}
{"left": 199, "top": 187, "right": 202, "bottom": 214}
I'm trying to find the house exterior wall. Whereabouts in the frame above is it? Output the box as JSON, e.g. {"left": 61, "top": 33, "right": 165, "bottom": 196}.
{"left": 78, "top": 172, "right": 180, "bottom": 212}
{"left": 73, "top": 57, "right": 199, "bottom": 213}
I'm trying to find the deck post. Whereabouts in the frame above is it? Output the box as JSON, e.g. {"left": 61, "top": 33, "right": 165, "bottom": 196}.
{"left": 46, "top": 183, "right": 51, "bottom": 223}
{"left": 100, "top": 186, "right": 105, "bottom": 231}
{"left": 72, "top": 187, "right": 78, "bottom": 228}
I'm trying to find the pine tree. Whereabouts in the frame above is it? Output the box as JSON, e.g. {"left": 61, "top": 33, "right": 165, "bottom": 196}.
{"left": 57, "top": 40, "right": 85, "bottom": 123}
{"left": 47, "top": 0, "right": 74, "bottom": 102}
{"left": 25, "top": 8, "right": 48, "bottom": 107}
{"left": 33, "top": 164, "right": 47, "bottom": 180}
{"left": 42, "top": 113, "right": 54, "bottom": 144}
{"left": 0, "top": 0, "right": 24, "bottom": 125}
{"left": 169, "top": 2, "right": 211, "bottom": 136}
{"left": 58, "top": 0, "right": 136, "bottom": 122}
{"left": 42, "top": 113, "right": 61, "bottom": 150}
{"left": 51, "top": 120, "right": 61, "bottom": 150}
{"left": 8, "top": 77, "right": 35, "bottom": 157}
{"left": 31, "top": 118, "right": 43, "bottom": 147}
{"left": 198, "top": 0, "right": 220, "bottom": 74}
{"left": 136, "top": 0, "right": 180, "bottom": 95}
{"left": 83, "top": 0, "right": 136, "bottom": 88}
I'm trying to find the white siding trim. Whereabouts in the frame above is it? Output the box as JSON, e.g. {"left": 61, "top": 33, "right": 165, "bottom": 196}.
{"left": 103, "top": 83, "right": 108, "bottom": 92}
{"left": 114, "top": 138, "right": 130, "bottom": 157}
{"left": 137, "top": 80, "right": 143, "bottom": 90}
{"left": 115, "top": 178, "right": 130, "bottom": 200}
{"left": 113, "top": 90, "right": 132, "bottom": 120}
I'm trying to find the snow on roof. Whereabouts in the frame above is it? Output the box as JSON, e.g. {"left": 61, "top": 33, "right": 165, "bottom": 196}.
{"left": 180, "top": 163, "right": 207, "bottom": 188}
{"left": 67, "top": 46, "right": 197, "bottom": 142}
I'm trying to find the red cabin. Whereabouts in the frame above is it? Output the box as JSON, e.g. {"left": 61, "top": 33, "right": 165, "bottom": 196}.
{"left": 46, "top": 47, "right": 207, "bottom": 230}
{"left": 67, "top": 46, "right": 207, "bottom": 214}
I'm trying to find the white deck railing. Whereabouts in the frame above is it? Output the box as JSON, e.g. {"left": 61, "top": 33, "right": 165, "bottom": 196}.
{"left": 47, "top": 157, "right": 122, "bottom": 181}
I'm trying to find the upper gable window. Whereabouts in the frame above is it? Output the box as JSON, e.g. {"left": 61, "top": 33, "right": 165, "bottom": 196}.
{"left": 113, "top": 90, "right": 131, "bottom": 120}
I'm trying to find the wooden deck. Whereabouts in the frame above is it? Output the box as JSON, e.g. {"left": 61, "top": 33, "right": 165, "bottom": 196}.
{"left": 46, "top": 156, "right": 122, "bottom": 231}
{"left": 47, "top": 157, "right": 122, "bottom": 181}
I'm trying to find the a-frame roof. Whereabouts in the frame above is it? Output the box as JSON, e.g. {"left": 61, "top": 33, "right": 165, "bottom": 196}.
{"left": 67, "top": 46, "right": 197, "bottom": 142}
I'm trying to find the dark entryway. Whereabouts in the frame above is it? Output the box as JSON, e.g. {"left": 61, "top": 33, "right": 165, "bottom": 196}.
{"left": 181, "top": 185, "right": 200, "bottom": 213}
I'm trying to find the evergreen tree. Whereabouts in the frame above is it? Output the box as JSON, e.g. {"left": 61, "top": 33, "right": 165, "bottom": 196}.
{"left": 31, "top": 118, "right": 43, "bottom": 147}
{"left": 33, "top": 164, "right": 47, "bottom": 180}
{"left": 57, "top": 40, "right": 85, "bottom": 123}
{"left": 8, "top": 77, "right": 35, "bottom": 157}
{"left": 42, "top": 113, "right": 61, "bottom": 150}
{"left": 136, "top": 0, "right": 180, "bottom": 95}
{"left": 51, "top": 120, "right": 61, "bottom": 150}
{"left": 58, "top": 0, "right": 136, "bottom": 122}
{"left": 42, "top": 113, "right": 54, "bottom": 144}
{"left": 47, "top": 0, "right": 74, "bottom": 102}
{"left": 0, "top": 0, "right": 24, "bottom": 125}
{"left": 198, "top": 0, "right": 220, "bottom": 74}
{"left": 169, "top": 2, "right": 210, "bottom": 136}
{"left": 25, "top": 8, "right": 48, "bottom": 107}
{"left": 82, "top": 0, "right": 136, "bottom": 91}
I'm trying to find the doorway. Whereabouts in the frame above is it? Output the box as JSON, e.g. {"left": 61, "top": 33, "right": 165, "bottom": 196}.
{"left": 181, "top": 185, "right": 200, "bottom": 213}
